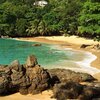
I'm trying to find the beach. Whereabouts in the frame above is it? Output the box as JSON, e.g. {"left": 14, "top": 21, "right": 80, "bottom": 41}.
{"left": 15, "top": 36, "right": 100, "bottom": 79}
{"left": 14, "top": 36, "right": 100, "bottom": 78}
{"left": 0, "top": 35, "right": 100, "bottom": 100}
{"left": 15, "top": 36, "right": 100, "bottom": 67}
{"left": 0, "top": 90, "right": 55, "bottom": 100}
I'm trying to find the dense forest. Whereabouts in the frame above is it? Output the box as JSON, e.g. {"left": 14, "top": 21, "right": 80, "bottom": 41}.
{"left": 0, "top": 0, "right": 100, "bottom": 40}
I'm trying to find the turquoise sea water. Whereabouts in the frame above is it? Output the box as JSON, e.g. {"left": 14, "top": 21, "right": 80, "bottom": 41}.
{"left": 0, "top": 38, "right": 86, "bottom": 69}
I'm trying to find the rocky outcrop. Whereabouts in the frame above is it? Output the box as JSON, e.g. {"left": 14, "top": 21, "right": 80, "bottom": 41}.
{"left": 93, "top": 44, "right": 100, "bottom": 50}
{"left": 79, "top": 86, "right": 100, "bottom": 100}
{"left": 52, "top": 81, "right": 100, "bottom": 100}
{"left": 49, "top": 69, "right": 100, "bottom": 100}
{"left": 25, "top": 64, "right": 50, "bottom": 94}
{"left": 32, "top": 44, "right": 42, "bottom": 47}
{"left": 0, "top": 76, "right": 9, "bottom": 94}
{"left": 48, "top": 68, "right": 95, "bottom": 84}
{"left": 80, "top": 44, "right": 91, "bottom": 48}
{"left": 0, "top": 55, "right": 51, "bottom": 95}
{"left": 80, "top": 44, "right": 100, "bottom": 50}
{"left": 26, "top": 55, "right": 38, "bottom": 68}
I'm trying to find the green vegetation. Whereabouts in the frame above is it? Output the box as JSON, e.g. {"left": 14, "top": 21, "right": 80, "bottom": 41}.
{"left": 78, "top": 0, "right": 100, "bottom": 41}
{"left": 0, "top": 0, "right": 100, "bottom": 40}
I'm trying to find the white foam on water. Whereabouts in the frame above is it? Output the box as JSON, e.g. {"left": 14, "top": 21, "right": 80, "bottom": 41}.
{"left": 49, "top": 44, "right": 100, "bottom": 75}
{"left": 61, "top": 51, "right": 100, "bottom": 75}
{"left": 75, "top": 51, "right": 100, "bottom": 75}
{"left": 59, "top": 47, "right": 100, "bottom": 75}
{"left": 49, "top": 45, "right": 74, "bottom": 56}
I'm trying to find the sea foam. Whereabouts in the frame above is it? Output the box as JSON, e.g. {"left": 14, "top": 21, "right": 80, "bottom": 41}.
{"left": 76, "top": 51, "right": 100, "bottom": 75}
{"left": 50, "top": 44, "right": 100, "bottom": 75}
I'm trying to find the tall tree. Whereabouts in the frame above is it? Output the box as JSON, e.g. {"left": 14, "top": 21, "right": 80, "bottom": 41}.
{"left": 78, "top": 0, "right": 100, "bottom": 40}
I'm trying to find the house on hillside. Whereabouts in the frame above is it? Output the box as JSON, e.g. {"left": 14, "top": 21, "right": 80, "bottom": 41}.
{"left": 34, "top": 0, "right": 48, "bottom": 7}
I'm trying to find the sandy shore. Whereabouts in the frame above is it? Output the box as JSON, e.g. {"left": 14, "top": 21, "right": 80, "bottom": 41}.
{"left": 0, "top": 90, "right": 55, "bottom": 100}
{"left": 14, "top": 36, "right": 100, "bottom": 77}
{"left": 1, "top": 35, "right": 100, "bottom": 100}
{"left": 14, "top": 36, "right": 100, "bottom": 68}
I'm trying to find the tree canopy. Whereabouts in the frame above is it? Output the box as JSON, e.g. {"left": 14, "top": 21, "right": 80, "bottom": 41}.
{"left": 0, "top": 0, "right": 100, "bottom": 40}
{"left": 78, "top": 0, "right": 100, "bottom": 40}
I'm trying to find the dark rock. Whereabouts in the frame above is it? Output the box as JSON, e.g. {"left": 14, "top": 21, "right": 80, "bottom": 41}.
{"left": 19, "top": 87, "right": 28, "bottom": 95}
{"left": 0, "top": 76, "right": 9, "bottom": 94}
{"left": 0, "top": 66, "right": 11, "bottom": 76}
{"left": 79, "top": 72, "right": 95, "bottom": 82}
{"left": 19, "top": 75, "right": 31, "bottom": 87}
{"left": 5, "top": 68, "right": 12, "bottom": 75}
{"left": 26, "top": 65, "right": 51, "bottom": 94}
{"left": 78, "top": 86, "right": 100, "bottom": 100}
{"left": 0, "top": 55, "right": 51, "bottom": 95}
{"left": 80, "top": 44, "right": 91, "bottom": 48}
{"left": 52, "top": 81, "right": 83, "bottom": 100}
{"left": 93, "top": 44, "right": 100, "bottom": 50}
{"left": 11, "top": 71, "right": 24, "bottom": 86}
{"left": 52, "top": 81, "right": 100, "bottom": 100}
{"left": 32, "top": 44, "right": 42, "bottom": 46}
{"left": 80, "top": 44, "right": 100, "bottom": 50}
{"left": 26, "top": 55, "right": 38, "bottom": 68}
{"left": 8, "top": 60, "right": 22, "bottom": 72}
{"left": 48, "top": 69, "right": 95, "bottom": 84}
{"left": 10, "top": 65, "right": 30, "bottom": 88}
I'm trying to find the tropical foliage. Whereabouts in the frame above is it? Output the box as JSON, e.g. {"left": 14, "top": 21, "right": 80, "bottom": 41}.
{"left": 0, "top": 0, "right": 100, "bottom": 40}
{"left": 78, "top": 0, "right": 100, "bottom": 40}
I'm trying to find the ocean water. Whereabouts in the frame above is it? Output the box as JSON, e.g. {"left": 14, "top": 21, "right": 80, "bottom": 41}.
{"left": 0, "top": 38, "right": 83, "bottom": 67}
{"left": 0, "top": 38, "right": 100, "bottom": 74}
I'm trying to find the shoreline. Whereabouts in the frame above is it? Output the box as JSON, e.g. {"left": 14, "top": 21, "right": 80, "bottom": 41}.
{"left": 46, "top": 43, "right": 100, "bottom": 75}
{"left": 14, "top": 36, "right": 100, "bottom": 66}
{"left": 14, "top": 36, "right": 100, "bottom": 79}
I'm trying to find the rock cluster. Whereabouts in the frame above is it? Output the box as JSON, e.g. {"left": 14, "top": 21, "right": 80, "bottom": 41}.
{"left": 80, "top": 44, "right": 91, "bottom": 48}
{"left": 32, "top": 43, "right": 42, "bottom": 47}
{"left": 48, "top": 68, "right": 100, "bottom": 100}
{"left": 0, "top": 55, "right": 50, "bottom": 95}
{"left": 48, "top": 68, "right": 95, "bottom": 84}
{"left": 0, "top": 55, "right": 100, "bottom": 100}
{"left": 80, "top": 43, "right": 100, "bottom": 50}
{"left": 52, "top": 81, "right": 100, "bottom": 100}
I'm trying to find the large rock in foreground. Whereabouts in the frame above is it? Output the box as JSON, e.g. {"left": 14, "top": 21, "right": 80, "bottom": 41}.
{"left": 25, "top": 64, "right": 50, "bottom": 94}
{"left": 52, "top": 81, "right": 100, "bottom": 100}
{"left": 48, "top": 68, "right": 95, "bottom": 84}
{"left": 0, "top": 55, "right": 51, "bottom": 95}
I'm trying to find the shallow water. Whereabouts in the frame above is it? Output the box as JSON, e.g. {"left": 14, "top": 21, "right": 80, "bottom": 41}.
{"left": 0, "top": 38, "right": 100, "bottom": 74}
{"left": 0, "top": 38, "right": 84, "bottom": 67}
